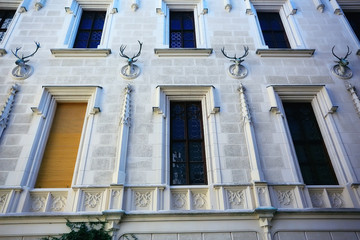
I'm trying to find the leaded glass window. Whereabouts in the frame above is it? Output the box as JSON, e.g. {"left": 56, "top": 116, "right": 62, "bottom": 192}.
{"left": 170, "top": 102, "right": 207, "bottom": 185}
{"left": 257, "top": 12, "right": 290, "bottom": 48}
{"left": 73, "top": 11, "right": 105, "bottom": 48}
{"left": 343, "top": 11, "right": 360, "bottom": 40}
{"left": 170, "top": 11, "right": 196, "bottom": 48}
{"left": 0, "top": 10, "right": 15, "bottom": 42}
{"left": 283, "top": 102, "right": 338, "bottom": 185}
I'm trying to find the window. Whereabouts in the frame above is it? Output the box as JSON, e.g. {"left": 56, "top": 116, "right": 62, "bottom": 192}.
{"left": 257, "top": 12, "right": 290, "bottom": 49}
{"left": 170, "top": 11, "right": 196, "bottom": 48}
{"left": 170, "top": 102, "right": 207, "bottom": 185}
{"left": 35, "top": 103, "right": 87, "bottom": 188}
{"left": 73, "top": 11, "right": 106, "bottom": 48}
{"left": 282, "top": 102, "right": 338, "bottom": 185}
{"left": 343, "top": 11, "right": 360, "bottom": 40}
{"left": 0, "top": 10, "right": 15, "bottom": 42}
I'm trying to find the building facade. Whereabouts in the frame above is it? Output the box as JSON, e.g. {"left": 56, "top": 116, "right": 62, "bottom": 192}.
{"left": 0, "top": 0, "right": 360, "bottom": 239}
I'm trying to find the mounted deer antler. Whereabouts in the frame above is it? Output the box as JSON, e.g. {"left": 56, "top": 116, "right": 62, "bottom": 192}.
{"left": 11, "top": 41, "right": 40, "bottom": 66}
{"left": 332, "top": 45, "right": 352, "bottom": 77}
{"left": 221, "top": 46, "right": 249, "bottom": 78}
{"left": 119, "top": 40, "right": 143, "bottom": 66}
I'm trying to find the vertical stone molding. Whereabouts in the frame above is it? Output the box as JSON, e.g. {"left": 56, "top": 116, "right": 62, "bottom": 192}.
{"left": 312, "top": 0, "right": 324, "bottom": 12}
{"left": 347, "top": 84, "right": 360, "bottom": 118}
{"left": 114, "top": 85, "right": 133, "bottom": 184}
{"left": 0, "top": 84, "right": 19, "bottom": 140}
{"left": 329, "top": 0, "right": 342, "bottom": 15}
{"left": 238, "top": 84, "right": 264, "bottom": 182}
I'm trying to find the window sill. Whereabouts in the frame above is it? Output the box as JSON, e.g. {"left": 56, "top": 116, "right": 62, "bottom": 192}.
{"left": 154, "top": 48, "right": 213, "bottom": 57}
{"left": 0, "top": 49, "right": 7, "bottom": 56}
{"left": 256, "top": 48, "right": 315, "bottom": 57}
{"left": 50, "top": 48, "right": 111, "bottom": 57}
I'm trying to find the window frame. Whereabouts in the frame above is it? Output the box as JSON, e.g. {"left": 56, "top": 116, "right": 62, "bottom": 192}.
{"left": 153, "top": 85, "right": 220, "bottom": 186}
{"left": 267, "top": 85, "right": 357, "bottom": 185}
{"left": 22, "top": 86, "right": 102, "bottom": 189}
{"left": 0, "top": 2, "right": 23, "bottom": 50}
{"left": 169, "top": 11, "right": 197, "bottom": 49}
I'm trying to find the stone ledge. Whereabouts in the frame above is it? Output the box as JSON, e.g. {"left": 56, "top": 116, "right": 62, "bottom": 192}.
{"left": 256, "top": 48, "right": 315, "bottom": 57}
{"left": 154, "top": 48, "right": 213, "bottom": 57}
{"left": 50, "top": 48, "right": 111, "bottom": 57}
{"left": 0, "top": 48, "right": 7, "bottom": 56}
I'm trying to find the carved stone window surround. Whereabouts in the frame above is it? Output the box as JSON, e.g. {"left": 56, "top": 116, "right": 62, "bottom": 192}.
{"left": 247, "top": 0, "right": 306, "bottom": 50}
{"left": 267, "top": 85, "right": 357, "bottom": 186}
{"left": 22, "top": 86, "right": 102, "bottom": 189}
{"left": 156, "top": 0, "right": 209, "bottom": 50}
{"left": 62, "top": 0, "right": 117, "bottom": 49}
{"left": 153, "top": 85, "right": 221, "bottom": 187}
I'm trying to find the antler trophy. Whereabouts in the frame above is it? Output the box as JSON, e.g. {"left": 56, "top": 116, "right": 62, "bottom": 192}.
{"left": 119, "top": 40, "right": 143, "bottom": 79}
{"left": 221, "top": 46, "right": 249, "bottom": 79}
{"left": 11, "top": 41, "right": 40, "bottom": 80}
{"left": 331, "top": 45, "right": 352, "bottom": 79}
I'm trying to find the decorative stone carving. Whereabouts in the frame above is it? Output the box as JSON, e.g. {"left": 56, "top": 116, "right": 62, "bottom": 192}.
{"left": 172, "top": 192, "right": 187, "bottom": 209}
{"left": 35, "top": 0, "right": 46, "bottom": 10}
{"left": 120, "top": 85, "right": 132, "bottom": 126}
{"left": 11, "top": 41, "right": 40, "bottom": 80}
{"left": 119, "top": 41, "right": 143, "bottom": 79}
{"left": 0, "top": 84, "right": 19, "bottom": 139}
{"left": 224, "top": 0, "right": 232, "bottom": 12}
{"left": 227, "top": 190, "right": 244, "bottom": 206}
{"left": 329, "top": 0, "right": 342, "bottom": 15}
{"left": 310, "top": 192, "right": 324, "bottom": 208}
{"left": 346, "top": 84, "right": 360, "bottom": 118}
{"left": 312, "top": 0, "right": 324, "bottom": 12}
{"left": 192, "top": 193, "right": 207, "bottom": 209}
{"left": 0, "top": 193, "right": 8, "bottom": 211}
{"left": 31, "top": 195, "right": 46, "bottom": 212}
{"left": 221, "top": 46, "right": 249, "bottom": 79}
{"left": 51, "top": 195, "right": 66, "bottom": 212}
{"left": 131, "top": 0, "right": 139, "bottom": 11}
{"left": 84, "top": 192, "right": 102, "bottom": 209}
{"left": 277, "top": 190, "right": 293, "bottom": 207}
{"left": 329, "top": 192, "right": 343, "bottom": 208}
{"left": 331, "top": 46, "right": 352, "bottom": 79}
{"left": 134, "top": 191, "right": 151, "bottom": 207}
{"left": 257, "top": 187, "right": 268, "bottom": 206}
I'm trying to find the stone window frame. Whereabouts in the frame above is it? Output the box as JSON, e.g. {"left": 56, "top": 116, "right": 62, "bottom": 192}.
{"left": 22, "top": 86, "right": 102, "bottom": 188}
{"left": 153, "top": 85, "right": 220, "bottom": 186}
{"left": 246, "top": 0, "right": 315, "bottom": 57}
{"left": 50, "top": 0, "right": 116, "bottom": 57}
{"left": 267, "top": 85, "right": 357, "bottom": 185}
{"left": 336, "top": 0, "right": 360, "bottom": 55}
{"left": 154, "top": 0, "right": 213, "bottom": 57}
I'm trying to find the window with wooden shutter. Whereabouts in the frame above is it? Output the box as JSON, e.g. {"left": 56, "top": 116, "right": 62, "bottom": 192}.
{"left": 35, "top": 103, "right": 87, "bottom": 188}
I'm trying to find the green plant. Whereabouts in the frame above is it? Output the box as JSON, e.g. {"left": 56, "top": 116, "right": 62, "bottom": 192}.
{"left": 42, "top": 219, "right": 112, "bottom": 240}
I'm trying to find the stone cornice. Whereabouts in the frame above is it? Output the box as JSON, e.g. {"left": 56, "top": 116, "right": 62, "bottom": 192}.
{"left": 256, "top": 48, "right": 315, "bottom": 57}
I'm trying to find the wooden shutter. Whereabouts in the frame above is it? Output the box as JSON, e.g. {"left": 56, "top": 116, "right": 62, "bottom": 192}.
{"left": 35, "top": 103, "right": 87, "bottom": 188}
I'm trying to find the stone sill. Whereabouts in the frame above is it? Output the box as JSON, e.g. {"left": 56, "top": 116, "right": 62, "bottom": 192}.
{"left": 154, "top": 48, "right": 213, "bottom": 57}
{"left": 256, "top": 48, "right": 315, "bottom": 57}
{"left": 50, "top": 48, "right": 111, "bottom": 57}
{"left": 0, "top": 48, "right": 7, "bottom": 56}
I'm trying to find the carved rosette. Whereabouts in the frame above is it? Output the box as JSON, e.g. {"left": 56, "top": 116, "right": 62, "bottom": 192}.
{"left": 276, "top": 190, "right": 293, "bottom": 208}
{"left": 331, "top": 65, "right": 352, "bottom": 79}
{"left": 192, "top": 193, "right": 207, "bottom": 209}
{"left": 51, "top": 195, "right": 67, "bottom": 212}
{"left": 172, "top": 192, "right": 187, "bottom": 210}
{"left": 329, "top": 192, "right": 344, "bottom": 208}
{"left": 134, "top": 191, "right": 151, "bottom": 208}
{"left": 227, "top": 189, "right": 245, "bottom": 208}
{"left": 310, "top": 192, "right": 324, "bottom": 208}
{"left": 84, "top": 192, "right": 102, "bottom": 209}
{"left": 31, "top": 195, "right": 46, "bottom": 212}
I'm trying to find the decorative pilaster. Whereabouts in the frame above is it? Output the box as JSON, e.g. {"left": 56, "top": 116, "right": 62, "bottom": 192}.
{"left": 114, "top": 85, "right": 133, "bottom": 184}
{"left": 238, "top": 84, "right": 264, "bottom": 182}
{"left": 347, "top": 84, "right": 360, "bottom": 118}
{"left": 0, "top": 84, "right": 19, "bottom": 139}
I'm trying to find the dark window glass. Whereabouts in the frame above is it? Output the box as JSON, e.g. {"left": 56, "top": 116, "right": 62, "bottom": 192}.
{"left": 0, "top": 10, "right": 15, "bottom": 42}
{"left": 257, "top": 12, "right": 290, "bottom": 48}
{"left": 73, "top": 11, "right": 105, "bottom": 48}
{"left": 170, "top": 11, "right": 196, "bottom": 48}
{"left": 283, "top": 102, "right": 338, "bottom": 185}
{"left": 170, "top": 102, "right": 207, "bottom": 185}
{"left": 343, "top": 11, "right": 360, "bottom": 40}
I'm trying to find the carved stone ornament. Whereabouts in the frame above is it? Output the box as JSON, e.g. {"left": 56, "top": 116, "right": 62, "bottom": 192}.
{"left": 119, "top": 40, "right": 143, "bottom": 80}
{"left": 227, "top": 189, "right": 244, "bottom": 206}
{"left": 51, "top": 195, "right": 66, "bottom": 212}
{"left": 0, "top": 84, "right": 19, "bottom": 139}
{"left": 172, "top": 192, "right": 187, "bottom": 209}
{"left": 84, "top": 192, "right": 102, "bottom": 208}
{"left": 192, "top": 193, "right": 207, "bottom": 209}
{"left": 310, "top": 192, "right": 324, "bottom": 208}
{"left": 221, "top": 46, "right": 249, "bottom": 79}
{"left": 11, "top": 41, "right": 40, "bottom": 80}
{"left": 331, "top": 45, "right": 353, "bottom": 79}
{"left": 277, "top": 190, "right": 293, "bottom": 207}
{"left": 0, "top": 193, "right": 8, "bottom": 209}
{"left": 134, "top": 191, "right": 151, "bottom": 207}
{"left": 329, "top": 192, "right": 343, "bottom": 208}
{"left": 31, "top": 195, "right": 46, "bottom": 212}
